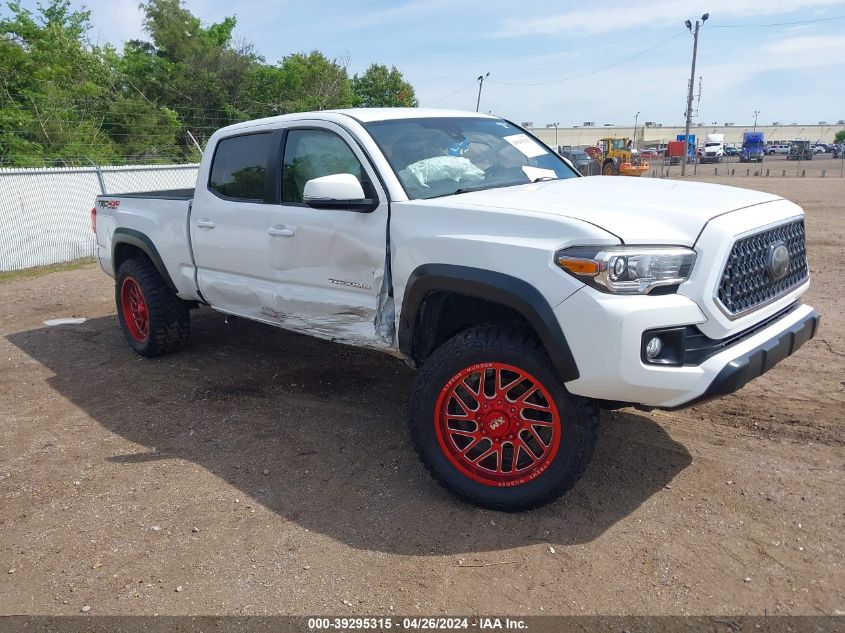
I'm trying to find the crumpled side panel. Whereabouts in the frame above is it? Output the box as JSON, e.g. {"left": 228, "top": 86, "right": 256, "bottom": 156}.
{"left": 374, "top": 250, "right": 395, "bottom": 345}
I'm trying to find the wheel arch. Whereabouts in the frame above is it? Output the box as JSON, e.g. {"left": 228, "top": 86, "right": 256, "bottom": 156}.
{"left": 398, "top": 264, "right": 579, "bottom": 382}
{"left": 112, "top": 228, "right": 178, "bottom": 292}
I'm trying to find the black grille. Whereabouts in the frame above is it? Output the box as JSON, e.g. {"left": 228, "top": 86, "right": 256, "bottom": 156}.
{"left": 717, "top": 219, "right": 808, "bottom": 316}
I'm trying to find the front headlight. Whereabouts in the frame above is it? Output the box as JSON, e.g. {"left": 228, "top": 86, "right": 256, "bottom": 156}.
{"left": 556, "top": 246, "right": 696, "bottom": 294}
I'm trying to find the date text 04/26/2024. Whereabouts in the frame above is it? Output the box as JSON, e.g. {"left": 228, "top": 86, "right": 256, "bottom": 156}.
{"left": 306, "top": 617, "right": 527, "bottom": 630}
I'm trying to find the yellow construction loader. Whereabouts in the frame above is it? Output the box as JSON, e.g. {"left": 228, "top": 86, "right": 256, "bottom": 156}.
{"left": 594, "top": 138, "right": 648, "bottom": 176}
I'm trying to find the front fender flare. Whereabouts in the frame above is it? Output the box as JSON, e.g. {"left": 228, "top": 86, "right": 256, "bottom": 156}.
{"left": 398, "top": 264, "right": 579, "bottom": 382}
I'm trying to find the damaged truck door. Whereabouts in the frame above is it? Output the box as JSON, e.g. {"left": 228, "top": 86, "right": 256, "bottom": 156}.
{"left": 193, "top": 122, "right": 394, "bottom": 348}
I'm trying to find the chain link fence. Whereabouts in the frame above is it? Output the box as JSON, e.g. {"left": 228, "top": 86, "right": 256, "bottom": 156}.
{"left": 0, "top": 164, "right": 198, "bottom": 271}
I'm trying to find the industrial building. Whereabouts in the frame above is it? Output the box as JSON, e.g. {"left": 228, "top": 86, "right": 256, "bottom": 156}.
{"left": 529, "top": 122, "right": 843, "bottom": 149}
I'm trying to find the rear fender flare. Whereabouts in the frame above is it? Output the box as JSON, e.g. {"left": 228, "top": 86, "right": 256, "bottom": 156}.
{"left": 112, "top": 228, "right": 177, "bottom": 292}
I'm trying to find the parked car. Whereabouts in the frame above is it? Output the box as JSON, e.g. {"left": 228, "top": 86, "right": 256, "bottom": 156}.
{"left": 640, "top": 149, "right": 659, "bottom": 159}
{"left": 767, "top": 144, "right": 791, "bottom": 155}
{"left": 724, "top": 146, "right": 741, "bottom": 157}
{"left": 833, "top": 144, "right": 845, "bottom": 158}
{"left": 92, "top": 108, "right": 819, "bottom": 511}
{"left": 788, "top": 141, "right": 814, "bottom": 161}
{"left": 812, "top": 145, "right": 825, "bottom": 154}
{"left": 560, "top": 147, "right": 600, "bottom": 176}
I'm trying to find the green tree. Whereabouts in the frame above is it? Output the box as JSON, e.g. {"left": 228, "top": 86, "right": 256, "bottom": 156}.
{"left": 352, "top": 64, "right": 417, "bottom": 108}
{"left": 103, "top": 96, "right": 181, "bottom": 163}
{"left": 0, "top": 0, "right": 418, "bottom": 166}
{"left": 835, "top": 129, "right": 845, "bottom": 144}
{"left": 277, "top": 51, "right": 354, "bottom": 113}
{"left": 134, "top": 0, "right": 256, "bottom": 142}
{"left": 0, "top": 0, "right": 117, "bottom": 165}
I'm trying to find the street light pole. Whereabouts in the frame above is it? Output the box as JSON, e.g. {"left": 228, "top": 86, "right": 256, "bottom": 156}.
{"left": 681, "top": 13, "right": 708, "bottom": 176}
{"left": 476, "top": 72, "right": 489, "bottom": 112}
{"left": 753, "top": 110, "right": 760, "bottom": 132}
{"left": 633, "top": 111, "right": 640, "bottom": 149}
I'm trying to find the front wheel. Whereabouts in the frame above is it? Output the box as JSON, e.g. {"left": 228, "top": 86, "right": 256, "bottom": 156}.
{"left": 409, "top": 326, "right": 599, "bottom": 511}
{"left": 602, "top": 162, "right": 618, "bottom": 176}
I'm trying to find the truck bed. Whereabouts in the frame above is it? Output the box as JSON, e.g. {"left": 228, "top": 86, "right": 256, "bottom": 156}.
{"left": 95, "top": 188, "right": 198, "bottom": 299}
{"left": 107, "top": 188, "right": 195, "bottom": 200}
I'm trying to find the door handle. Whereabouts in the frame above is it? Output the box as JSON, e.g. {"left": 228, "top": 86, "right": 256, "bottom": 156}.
{"left": 196, "top": 219, "right": 216, "bottom": 229}
{"left": 268, "top": 225, "right": 295, "bottom": 237}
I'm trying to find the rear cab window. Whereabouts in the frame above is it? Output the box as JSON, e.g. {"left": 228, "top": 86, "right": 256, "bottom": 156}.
{"left": 208, "top": 133, "right": 275, "bottom": 202}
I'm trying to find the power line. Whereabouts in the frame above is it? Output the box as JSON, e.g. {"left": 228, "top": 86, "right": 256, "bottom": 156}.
{"left": 422, "top": 80, "right": 478, "bottom": 107}
{"left": 709, "top": 15, "right": 845, "bottom": 28}
{"left": 488, "top": 31, "right": 686, "bottom": 87}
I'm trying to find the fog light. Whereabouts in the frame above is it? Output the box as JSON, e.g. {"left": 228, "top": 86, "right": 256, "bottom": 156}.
{"left": 645, "top": 336, "right": 664, "bottom": 360}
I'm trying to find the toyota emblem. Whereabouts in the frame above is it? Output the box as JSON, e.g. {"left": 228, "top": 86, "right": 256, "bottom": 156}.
{"left": 767, "top": 242, "right": 790, "bottom": 281}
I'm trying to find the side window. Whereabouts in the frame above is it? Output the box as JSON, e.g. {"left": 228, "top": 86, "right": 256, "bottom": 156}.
{"left": 282, "top": 129, "right": 369, "bottom": 204}
{"left": 209, "top": 133, "right": 273, "bottom": 201}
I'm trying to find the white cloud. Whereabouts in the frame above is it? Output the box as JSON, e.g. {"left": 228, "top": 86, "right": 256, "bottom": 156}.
{"left": 85, "top": 0, "right": 145, "bottom": 46}
{"left": 525, "top": 50, "right": 580, "bottom": 64}
{"left": 761, "top": 33, "right": 845, "bottom": 54}
{"left": 495, "top": 0, "right": 845, "bottom": 37}
{"left": 335, "top": 0, "right": 455, "bottom": 31}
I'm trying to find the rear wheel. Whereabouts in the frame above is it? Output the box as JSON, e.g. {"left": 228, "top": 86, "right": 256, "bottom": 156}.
{"left": 602, "top": 162, "right": 618, "bottom": 176}
{"left": 116, "top": 257, "right": 190, "bottom": 357}
{"left": 409, "top": 325, "right": 599, "bottom": 511}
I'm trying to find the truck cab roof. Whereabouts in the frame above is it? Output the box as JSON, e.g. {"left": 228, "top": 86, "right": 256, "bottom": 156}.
{"left": 214, "top": 108, "right": 498, "bottom": 137}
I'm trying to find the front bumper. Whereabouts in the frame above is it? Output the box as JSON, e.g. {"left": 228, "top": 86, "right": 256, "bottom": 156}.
{"left": 556, "top": 287, "right": 819, "bottom": 408}
{"left": 673, "top": 307, "right": 819, "bottom": 408}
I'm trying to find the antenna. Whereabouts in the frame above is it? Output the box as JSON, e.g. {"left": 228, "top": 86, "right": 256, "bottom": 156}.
{"left": 186, "top": 131, "right": 203, "bottom": 156}
{"left": 693, "top": 76, "right": 702, "bottom": 118}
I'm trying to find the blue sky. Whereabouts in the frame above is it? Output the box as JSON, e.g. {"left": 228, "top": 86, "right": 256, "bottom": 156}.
{"left": 10, "top": 0, "right": 845, "bottom": 126}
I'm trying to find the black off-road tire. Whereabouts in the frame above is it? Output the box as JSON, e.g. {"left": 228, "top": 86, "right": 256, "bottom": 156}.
{"left": 115, "top": 257, "right": 190, "bottom": 357}
{"left": 409, "top": 325, "right": 599, "bottom": 511}
{"left": 602, "top": 162, "right": 618, "bottom": 176}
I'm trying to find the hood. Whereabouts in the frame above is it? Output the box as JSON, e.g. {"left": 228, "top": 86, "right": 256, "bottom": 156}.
{"left": 435, "top": 176, "right": 782, "bottom": 245}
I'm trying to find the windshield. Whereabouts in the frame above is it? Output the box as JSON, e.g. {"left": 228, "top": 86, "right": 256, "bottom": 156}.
{"left": 363, "top": 117, "right": 578, "bottom": 200}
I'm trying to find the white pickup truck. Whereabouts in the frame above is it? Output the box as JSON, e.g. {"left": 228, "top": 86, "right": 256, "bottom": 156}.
{"left": 93, "top": 108, "right": 819, "bottom": 511}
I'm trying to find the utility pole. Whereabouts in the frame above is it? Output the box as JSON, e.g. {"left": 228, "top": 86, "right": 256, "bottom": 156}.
{"left": 753, "top": 110, "right": 760, "bottom": 132}
{"left": 633, "top": 111, "right": 640, "bottom": 149}
{"left": 476, "top": 72, "right": 489, "bottom": 112}
{"left": 682, "top": 13, "right": 708, "bottom": 176}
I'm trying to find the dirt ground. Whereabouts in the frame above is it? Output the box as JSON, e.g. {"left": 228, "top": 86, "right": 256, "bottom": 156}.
{"left": 0, "top": 177, "right": 843, "bottom": 617}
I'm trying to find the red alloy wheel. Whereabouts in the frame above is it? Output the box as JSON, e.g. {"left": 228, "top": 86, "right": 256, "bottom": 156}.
{"left": 434, "top": 362, "right": 562, "bottom": 487}
{"left": 121, "top": 277, "right": 149, "bottom": 342}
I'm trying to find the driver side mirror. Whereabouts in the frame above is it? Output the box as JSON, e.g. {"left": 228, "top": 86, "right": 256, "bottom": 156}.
{"left": 303, "top": 173, "right": 377, "bottom": 212}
